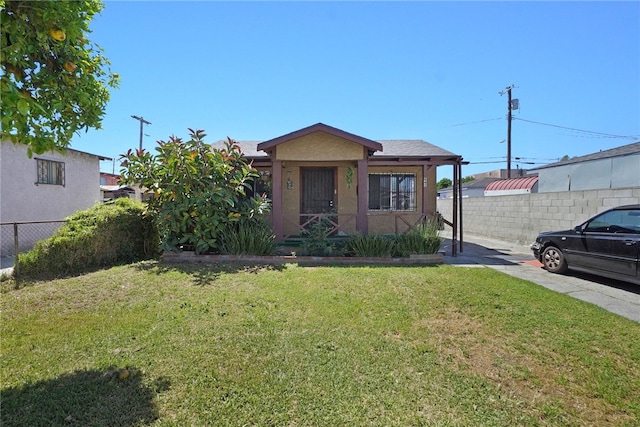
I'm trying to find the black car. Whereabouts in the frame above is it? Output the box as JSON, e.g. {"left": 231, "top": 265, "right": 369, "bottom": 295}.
{"left": 531, "top": 205, "right": 640, "bottom": 285}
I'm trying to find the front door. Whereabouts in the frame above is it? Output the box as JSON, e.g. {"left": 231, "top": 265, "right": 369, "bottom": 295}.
{"left": 301, "top": 167, "right": 335, "bottom": 217}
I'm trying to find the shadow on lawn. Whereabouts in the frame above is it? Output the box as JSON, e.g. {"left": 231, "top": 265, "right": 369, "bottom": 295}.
{"left": 138, "top": 261, "right": 286, "bottom": 286}
{"left": 1, "top": 368, "right": 170, "bottom": 427}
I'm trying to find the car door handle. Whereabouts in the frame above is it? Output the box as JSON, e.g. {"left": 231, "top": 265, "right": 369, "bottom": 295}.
{"left": 624, "top": 240, "right": 637, "bottom": 246}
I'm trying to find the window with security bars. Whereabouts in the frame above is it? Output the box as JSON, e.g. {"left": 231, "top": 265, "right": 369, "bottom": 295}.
{"left": 36, "top": 159, "right": 65, "bottom": 186}
{"left": 368, "top": 173, "right": 416, "bottom": 211}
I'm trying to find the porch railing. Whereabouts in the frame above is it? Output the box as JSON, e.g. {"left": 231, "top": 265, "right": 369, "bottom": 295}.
{"left": 279, "top": 212, "right": 443, "bottom": 241}
{"left": 282, "top": 213, "right": 356, "bottom": 240}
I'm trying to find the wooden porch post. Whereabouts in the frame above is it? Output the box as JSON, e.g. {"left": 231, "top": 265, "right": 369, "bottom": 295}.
{"left": 356, "top": 159, "right": 368, "bottom": 234}
{"left": 458, "top": 160, "right": 464, "bottom": 254}
{"left": 452, "top": 162, "right": 458, "bottom": 257}
{"left": 422, "top": 164, "right": 431, "bottom": 217}
{"left": 271, "top": 160, "right": 283, "bottom": 241}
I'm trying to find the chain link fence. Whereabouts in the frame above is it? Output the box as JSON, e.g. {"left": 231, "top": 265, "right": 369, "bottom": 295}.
{"left": 1, "top": 220, "right": 66, "bottom": 270}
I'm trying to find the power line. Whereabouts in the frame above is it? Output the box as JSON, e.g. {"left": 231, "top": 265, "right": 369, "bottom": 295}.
{"left": 467, "top": 159, "right": 551, "bottom": 166}
{"left": 514, "top": 117, "right": 638, "bottom": 139}
{"left": 470, "top": 156, "right": 559, "bottom": 161}
{"left": 434, "top": 117, "right": 503, "bottom": 128}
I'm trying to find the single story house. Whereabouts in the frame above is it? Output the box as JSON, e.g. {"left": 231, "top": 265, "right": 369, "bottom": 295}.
{"left": 527, "top": 141, "right": 640, "bottom": 192}
{"left": 1, "top": 140, "right": 110, "bottom": 256}
{"left": 213, "top": 123, "right": 463, "bottom": 242}
{"left": 100, "top": 185, "right": 137, "bottom": 202}
{"left": 100, "top": 172, "right": 147, "bottom": 201}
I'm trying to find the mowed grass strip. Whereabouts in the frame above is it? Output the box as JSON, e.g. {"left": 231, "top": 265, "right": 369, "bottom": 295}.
{"left": 2, "top": 263, "right": 639, "bottom": 426}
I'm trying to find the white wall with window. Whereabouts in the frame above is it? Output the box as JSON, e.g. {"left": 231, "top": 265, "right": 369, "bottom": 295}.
{"left": 1, "top": 140, "right": 105, "bottom": 223}
{"left": 36, "top": 158, "right": 65, "bottom": 186}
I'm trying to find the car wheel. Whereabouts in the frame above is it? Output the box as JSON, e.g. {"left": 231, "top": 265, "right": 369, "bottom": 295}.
{"left": 542, "top": 246, "right": 568, "bottom": 274}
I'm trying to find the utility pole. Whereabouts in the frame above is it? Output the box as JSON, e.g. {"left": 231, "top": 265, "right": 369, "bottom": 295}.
{"left": 499, "top": 85, "right": 514, "bottom": 178}
{"left": 131, "top": 115, "right": 151, "bottom": 150}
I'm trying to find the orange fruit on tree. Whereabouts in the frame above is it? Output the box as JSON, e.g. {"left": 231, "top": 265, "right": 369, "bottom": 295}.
{"left": 63, "top": 61, "right": 77, "bottom": 72}
{"left": 48, "top": 28, "right": 66, "bottom": 42}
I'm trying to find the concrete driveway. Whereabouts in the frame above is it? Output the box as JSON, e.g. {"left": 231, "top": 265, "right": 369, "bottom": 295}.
{"left": 441, "top": 234, "right": 640, "bottom": 323}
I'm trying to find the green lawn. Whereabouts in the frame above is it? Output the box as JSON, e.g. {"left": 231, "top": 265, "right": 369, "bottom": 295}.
{"left": 2, "top": 262, "right": 639, "bottom": 426}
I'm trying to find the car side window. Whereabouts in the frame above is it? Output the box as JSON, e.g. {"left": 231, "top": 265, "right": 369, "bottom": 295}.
{"left": 584, "top": 209, "right": 640, "bottom": 234}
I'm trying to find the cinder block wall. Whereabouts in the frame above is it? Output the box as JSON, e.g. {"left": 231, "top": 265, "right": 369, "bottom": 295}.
{"left": 436, "top": 187, "right": 640, "bottom": 245}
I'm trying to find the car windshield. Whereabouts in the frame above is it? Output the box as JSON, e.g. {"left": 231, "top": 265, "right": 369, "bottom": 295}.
{"left": 584, "top": 209, "right": 640, "bottom": 233}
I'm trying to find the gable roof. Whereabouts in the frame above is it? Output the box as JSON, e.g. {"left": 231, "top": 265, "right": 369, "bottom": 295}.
{"left": 211, "top": 123, "right": 462, "bottom": 161}
{"left": 228, "top": 141, "right": 266, "bottom": 158}
{"left": 529, "top": 141, "right": 640, "bottom": 171}
{"left": 257, "top": 123, "right": 383, "bottom": 153}
{"left": 1, "top": 140, "right": 112, "bottom": 161}
{"left": 372, "top": 140, "right": 459, "bottom": 159}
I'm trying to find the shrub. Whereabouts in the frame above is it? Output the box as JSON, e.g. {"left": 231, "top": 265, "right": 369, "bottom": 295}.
{"left": 17, "top": 198, "right": 159, "bottom": 279}
{"left": 300, "top": 217, "right": 340, "bottom": 256}
{"left": 120, "top": 131, "right": 269, "bottom": 254}
{"left": 393, "top": 219, "right": 443, "bottom": 256}
{"left": 345, "top": 219, "right": 442, "bottom": 258}
{"left": 393, "top": 233, "right": 441, "bottom": 257}
{"left": 217, "top": 217, "right": 276, "bottom": 256}
{"left": 344, "top": 234, "right": 395, "bottom": 257}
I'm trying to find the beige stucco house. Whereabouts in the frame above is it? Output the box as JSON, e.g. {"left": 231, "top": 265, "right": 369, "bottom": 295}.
{"left": 215, "top": 123, "right": 463, "bottom": 242}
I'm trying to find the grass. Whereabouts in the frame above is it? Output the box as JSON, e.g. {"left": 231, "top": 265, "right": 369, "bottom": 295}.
{"left": 2, "top": 262, "right": 639, "bottom": 426}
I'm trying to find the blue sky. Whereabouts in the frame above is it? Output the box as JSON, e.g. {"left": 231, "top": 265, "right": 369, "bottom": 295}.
{"left": 70, "top": 1, "right": 640, "bottom": 180}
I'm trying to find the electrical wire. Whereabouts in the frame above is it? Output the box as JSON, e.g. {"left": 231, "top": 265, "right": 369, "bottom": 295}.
{"left": 467, "top": 160, "right": 550, "bottom": 165}
{"left": 437, "top": 117, "right": 503, "bottom": 128}
{"left": 514, "top": 117, "right": 639, "bottom": 140}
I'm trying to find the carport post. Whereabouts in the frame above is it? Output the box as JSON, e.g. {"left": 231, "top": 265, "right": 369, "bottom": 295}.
{"left": 452, "top": 163, "right": 458, "bottom": 257}
{"left": 458, "top": 161, "right": 464, "bottom": 254}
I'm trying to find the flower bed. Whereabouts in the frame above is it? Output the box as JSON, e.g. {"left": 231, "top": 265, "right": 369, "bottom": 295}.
{"left": 162, "top": 251, "right": 444, "bottom": 266}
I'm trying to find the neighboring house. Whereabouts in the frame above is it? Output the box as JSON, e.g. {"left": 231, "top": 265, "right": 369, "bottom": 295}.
{"left": 438, "top": 178, "right": 501, "bottom": 199}
{"left": 99, "top": 172, "right": 141, "bottom": 201}
{"left": 0, "top": 140, "right": 110, "bottom": 255}
{"left": 100, "top": 172, "right": 121, "bottom": 185}
{"left": 527, "top": 141, "right": 640, "bottom": 193}
{"left": 212, "top": 123, "right": 463, "bottom": 241}
{"left": 101, "top": 185, "right": 137, "bottom": 201}
{"left": 484, "top": 176, "right": 538, "bottom": 197}
{"left": 470, "top": 168, "right": 527, "bottom": 180}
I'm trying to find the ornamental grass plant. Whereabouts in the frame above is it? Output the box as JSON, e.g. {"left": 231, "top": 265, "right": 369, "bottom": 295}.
{"left": 216, "top": 217, "right": 276, "bottom": 256}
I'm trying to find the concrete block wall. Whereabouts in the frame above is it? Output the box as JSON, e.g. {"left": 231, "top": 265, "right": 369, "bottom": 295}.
{"left": 436, "top": 187, "right": 640, "bottom": 245}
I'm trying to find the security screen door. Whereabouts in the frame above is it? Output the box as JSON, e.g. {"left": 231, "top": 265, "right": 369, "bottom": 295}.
{"left": 301, "top": 168, "right": 335, "bottom": 217}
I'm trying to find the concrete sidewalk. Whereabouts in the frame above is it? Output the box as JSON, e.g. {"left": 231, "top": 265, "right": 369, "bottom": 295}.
{"left": 441, "top": 233, "right": 640, "bottom": 323}
{"left": 1, "top": 256, "right": 15, "bottom": 276}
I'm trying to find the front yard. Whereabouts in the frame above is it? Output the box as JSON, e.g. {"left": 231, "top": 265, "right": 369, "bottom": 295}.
{"left": 2, "top": 262, "right": 639, "bottom": 426}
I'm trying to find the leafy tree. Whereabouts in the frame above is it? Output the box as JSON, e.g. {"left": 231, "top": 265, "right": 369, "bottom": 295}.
{"left": 119, "top": 129, "right": 270, "bottom": 254}
{"left": 436, "top": 178, "right": 452, "bottom": 190}
{"left": 1, "top": 0, "right": 119, "bottom": 155}
{"left": 437, "top": 176, "right": 475, "bottom": 190}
